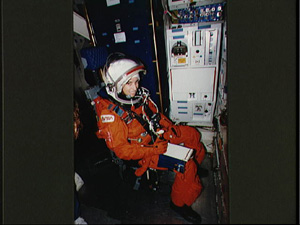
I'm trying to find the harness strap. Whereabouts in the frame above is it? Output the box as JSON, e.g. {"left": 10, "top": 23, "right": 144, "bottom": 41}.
{"left": 108, "top": 104, "right": 124, "bottom": 117}
{"left": 107, "top": 102, "right": 157, "bottom": 144}
{"left": 107, "top": 104, "right": 132, "bottom": 123}
{"left": 130, "top": 111, "right": 157, "bottom": 144}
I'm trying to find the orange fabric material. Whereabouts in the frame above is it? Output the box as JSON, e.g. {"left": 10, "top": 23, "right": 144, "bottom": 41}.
{"left": 171, "top": 160, "right": 202, "bottom": 206}
{"left": 166, "top": 125, "right": 205, "bottom": 206}
{"left": 94, "top": 96, "right": 159, "bottom": 160}
{"left": 94, "top": 95, "right": 206, "bottom": 207}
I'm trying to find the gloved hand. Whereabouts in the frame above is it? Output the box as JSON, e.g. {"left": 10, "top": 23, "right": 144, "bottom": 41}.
{"left": 135, "top": 158, "right": 151, "bottom": 177}
{"left": 163, "top": 125, "right": 181, "bottom": 140}
{"left": 143, "top": 139, "right": 168, "bottom": 158}
{"left": 152, "top": 139, "right": 168, "bottom": 155}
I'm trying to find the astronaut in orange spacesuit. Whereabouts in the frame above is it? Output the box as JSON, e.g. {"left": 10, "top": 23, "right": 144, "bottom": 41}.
{"left": 93, "top": 52, "right": 206, "bottom": 224}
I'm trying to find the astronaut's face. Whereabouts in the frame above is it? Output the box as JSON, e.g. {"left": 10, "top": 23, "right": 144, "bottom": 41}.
{"left": 122, "top": 76, "right": 140, "bottom": 97}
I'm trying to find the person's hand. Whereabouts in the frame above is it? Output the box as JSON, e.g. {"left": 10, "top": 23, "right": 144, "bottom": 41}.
{"left": 142, "top": 139, "right": 168, "bottom": 158}
{"left": 152, "top": 139, "right": 168, "bottom": 155}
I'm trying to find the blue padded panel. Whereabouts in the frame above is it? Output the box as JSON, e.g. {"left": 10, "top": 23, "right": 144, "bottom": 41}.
{"left": 80, "top": 46, "right": 108, "bottom": 70}
{"left": 85, "top": 0, "right": 158, "bottom": 104}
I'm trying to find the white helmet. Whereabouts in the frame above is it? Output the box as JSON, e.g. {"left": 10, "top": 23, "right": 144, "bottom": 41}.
{"left": 101, "top": 52, "right": 147, "bottom": 104}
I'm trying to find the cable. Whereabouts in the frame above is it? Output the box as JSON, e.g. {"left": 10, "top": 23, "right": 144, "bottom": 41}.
{"left": 150, "top": 0, "right": 164, "bottom": 113}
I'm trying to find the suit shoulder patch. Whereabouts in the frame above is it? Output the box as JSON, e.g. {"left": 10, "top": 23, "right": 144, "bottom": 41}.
{"left": 101, "top": 114, "right": 115, "bottom": 123}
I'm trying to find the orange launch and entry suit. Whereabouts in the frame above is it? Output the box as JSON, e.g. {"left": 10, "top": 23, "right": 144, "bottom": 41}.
{"left": 93, "top": 91, "right": 206, "bottom": 207}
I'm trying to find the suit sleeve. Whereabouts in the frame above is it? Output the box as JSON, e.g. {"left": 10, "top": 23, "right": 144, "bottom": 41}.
{"left": 96, "top": 108, "right": 158, "bottom": 161}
